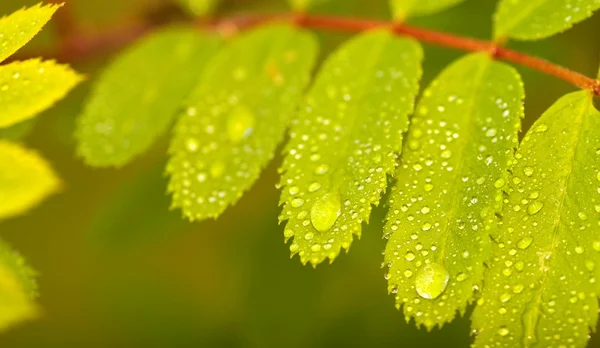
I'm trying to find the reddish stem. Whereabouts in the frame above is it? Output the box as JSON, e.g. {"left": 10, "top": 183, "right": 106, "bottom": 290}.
{"left": 12, "top": 11, "right": 600, "bottom": 96}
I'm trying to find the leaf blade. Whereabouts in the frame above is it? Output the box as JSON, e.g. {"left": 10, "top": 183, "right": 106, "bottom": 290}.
{"left": 0, "top": 239, "right": 38, "bottom": 332}
{"left": 0, "top": 3, "right": 60, "bottom": 63}
{"left": 76, "top": 28, "right": 221, "bottom": 167}
{"left": 494, "top": 0, "right": 600, "bottom": 40}
{"left": 384, "top": 53, "right": 524, "bottom": 329}
{"left": 472, "top": 91, "right": 600, "bottom": 348}
{"left": 167, "top": 24, "right": 318, "bottom": 221}
{"left": 390, "top": 0, "right": 466, "bottom": 20}
{"left": 0, "top": 141, "right": 60, "bottom": 220}
{"left": 279, "top": 30, "right": 423, "bottom": 266}
{"left": 0, "top": 59, "right": 82, "bottom": 129}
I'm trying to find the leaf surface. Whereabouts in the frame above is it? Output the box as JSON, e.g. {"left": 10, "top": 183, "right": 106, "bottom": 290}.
{"left": 76, "top": 28, "right": 221, "bottom": 167}
{"left": 472, "top": 91, "right": 600, "bottom": 348}
{"left": 0, "top": 239, "right": 38, "bottom": 332}
{"left": 384, "top": 53, "right": 523, "bottom": 329}
{"left": 167, "top": 24, "right": 318, "bottom": 220}
{"left": 390, "top": 0, "right": 466, "bottom": 20}
{"left": 494, "top": 0, "right": 600, "bottom": 40}
{"left": 280, "top": 30, "right": 422, "bottom": 266}
{"left": 0, "top": 141, "right": 60, "bottom": 220}
{"left": 0, "top": 3, "right": 60, "bottom": 63}
{"left": 0, "top": 59, "right": 82, "bottom": 128}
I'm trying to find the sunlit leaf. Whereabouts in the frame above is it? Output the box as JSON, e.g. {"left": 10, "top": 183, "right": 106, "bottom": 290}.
{"left": 176, "top": 0, "right": 220, "bottom": 16}
{"left": 494, "top": 0, "right": 600, "bottom": 40}
{"left": 472, "top": 91, "right": 600, "bottom": 348}
{"left": 0, "top": 3, "right": 60, "bottom": 63}
{"left": 384, "top": 53, "right": 523, "bottom": 329}
{"left": 279, "top": 30, "right": 423, "bottom": 266}
{"left": 0, "top": 141, "right": 60, "bottom": 220}
{"left": 76, "top": 28, "right": 221, "bottom": 167}
{"left": 167, "top": 24, "right": 318, "bottom": 221}
{"left": 288, "top": 0, "right": 330, "bottom": 11}
{"left": 0, "top": 59, "right": 82, "bottom": 128}
{"left": 390, "top": 0, "right": 466, "bottom": 20}
{"left": 0, "top": 239, "right": 38, "bottom": 332}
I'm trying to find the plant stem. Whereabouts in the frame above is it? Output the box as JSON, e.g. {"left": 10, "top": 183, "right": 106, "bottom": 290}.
{"left": 13, "top": 11, "right": 600, "bottom": 96}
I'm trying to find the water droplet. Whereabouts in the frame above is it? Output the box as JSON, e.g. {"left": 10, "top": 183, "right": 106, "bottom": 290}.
{"left": 289, "top": 186, "right": 299, "bottom": 195}
{"left": 441, "top": 150, "right": 452, "bottom": 159}
{"left": 310, "top": 192, "right": 341, "bottom": 232}
{"left": 497, "top": 327, "right": 510, "bottom": 336}
{"left": 227, "top": 105, "right": 254, "bottom": 143}
{"left": 308, "top": 182, "right": 321, "bottom": 192}
{"left": 405, "top": 252, "right": 415, "bottom": 261}
{"left": 527, "top": 201, "right": 543, "bottom": 215}
{"left": 404, "top": 269, "right": 413, "bottom": 278}
{"left": 494, "top": 178, "right": 506, "bottom": 188}
{"left": 575, "top": 246, "right": 584, "bottom": 254}
{"left": 523, "top": 167, "right": 534, "bottom": 176}
{"left": 186, "top": 138, "right": 199, "bottom": 152}
{"left": 534, "top": 124, "right": 548, "bottom": 132}
{"left": 314, "top": 164, "right": 329, "bottom": 175}
{"left": 291, "top": 198, "right": 305, "bottom": 208}
{"left": 415, "top": 263, "right": 449, "bottom": 300}
{"left": 421, "top": 206, "right": 430, "bottom": 214}
{"left": 517, "top": 236, "right": 533, "bottom": 249}
{"left": 499, "top": 293, "right": 511, "bottom": 303}
{"left": 593, "top": 241, "right": 600, "bottom": 251}
{"left": 578, "top": 212, "right": 588, "bottom": 221}
{"left": 456, "top": 272, "right": 468, "bottom": 282}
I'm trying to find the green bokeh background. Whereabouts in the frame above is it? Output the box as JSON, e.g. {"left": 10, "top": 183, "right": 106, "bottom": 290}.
{"left": 1, "top": 0, "right": 599, "bottom": 346}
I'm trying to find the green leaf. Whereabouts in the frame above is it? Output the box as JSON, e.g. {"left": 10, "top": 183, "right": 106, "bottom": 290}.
{"left": 383, "top": 53, "right": 524, "bottom": 329}
{"left": 390, "top": 0, "right": 466, "bottom": 20}
{"left": 176, "top": 0, "right": 220, "bottom": 16}
{"left": 0, "top": 140, "right": 60, "bottom": 220}
{"left": 279, "top": 30, "right": 423, "bottom": 266}
{"left": 0, "top": 59, "right": 82, "bottom": 129}
{"left": 167, "top": 24, "right": 318, "bottom": 221}
{"left": 472, "top": 91, "right": 600, "bottom": 348}
{"left": 0, "top": 3, "right": 60, "bottom": 63}
{"left": 76, "top": 29, "right": 221, "bottom": 167}
{"left": 288, "top": 0, "right": 330, "bottom": 11}
{"left": 0, "top": 239, "right": 38, "bottom": 332}
{"left": 494, "top": 0, "right": 600, "bottom": 40}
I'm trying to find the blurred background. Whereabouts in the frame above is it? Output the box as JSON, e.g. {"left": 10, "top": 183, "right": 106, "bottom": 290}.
{"left": 0, "top": 0, "right": 599, "bottom": 346}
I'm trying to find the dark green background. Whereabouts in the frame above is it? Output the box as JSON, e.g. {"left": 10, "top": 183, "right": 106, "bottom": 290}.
{"left": 1, "top": 0, "right": 599, "bottom": 346}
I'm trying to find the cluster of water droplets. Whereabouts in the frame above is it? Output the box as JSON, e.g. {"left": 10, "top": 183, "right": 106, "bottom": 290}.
{"left": 279, "top": 31, "right": 422, "bottom": 266}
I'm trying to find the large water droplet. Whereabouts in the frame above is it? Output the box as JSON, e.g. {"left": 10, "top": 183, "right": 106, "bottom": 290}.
{"left": 227, "top": 105, "right": 255, "bottom": 143}
{"left": 310, "top": 192, "right": 341, "bottom": 232}
{"left": 517, "top": 236, "right": 533, "bottom": 249}
{"left": 527, "top": 201, "right": 543, "bottom": 215}
{"left": 415, "top": 263, "right": 449, "bottom": 300}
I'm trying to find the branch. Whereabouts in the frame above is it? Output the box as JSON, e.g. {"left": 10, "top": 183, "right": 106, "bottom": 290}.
{"left": 12, "top": 11, "right": 600, "bottom": 96}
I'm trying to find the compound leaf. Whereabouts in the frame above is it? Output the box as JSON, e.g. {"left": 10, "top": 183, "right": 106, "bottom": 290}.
{"left": 0, "top": 3, "right": 60, "bottom": 63}
{"left": 279, "top": 30, "right": 423, "bottom": 266}
{"left": 494, "top": 0, "right": 600, "bottom": 40}
{"left": 384, "top": 53, "right": 523, "bottom": 329}
{"left": 472, "top": 91, "right": 600, "bottom": 348}
{"left": 167, "top": 24, "right": 318, "bottom": 221}
{"left": 0, "top": 141, "right": 60, "bottom": 220}
{"left": 390, "top": 0, "right": 466, "bottom": 20}
{"left": 76, "top": 28, "right": 221, "bottom": 167}
{"left": 0, "top": 239, "right": 38, "bottom": 332}
{"left": 0, "top": 59, "right": 82, "bottom": 128}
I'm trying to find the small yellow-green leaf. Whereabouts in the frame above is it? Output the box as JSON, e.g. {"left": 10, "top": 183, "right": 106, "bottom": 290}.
{"left": 390, "top": 0, "right": 466, "bottom": 20}
{"left": 384, "top": 53, "right": 523, "bottom": 329}
{"left": 167, "top": 24, "right": 318, "bottom": 221}
{"left": 0, "top": 59, "right": 82, "bottom": 129}
{"left": 176, "top": 0, "right": 220, "bottom": 16}
{"left": 0, "top": 239, "right": 38, "bottom": 332}
{"left": 76, "top": 29, "right": 221, "bottom": 167}
{"left": 279, "top": 30, "right": 423, "bottom": 266}
{"left": 0, "top": 3, "right": 60, "bottom": 63}
{"left": 494, "top": 0, "right": 600, "bottom": 40}
{"left": 472, "top": 91, "right": 600, "bottom": 348}
{"left": 0, "top": 141, "right": 60, "bottom": 220}
{"left": 288, "top": 0, "right": 329, "bottom": 11}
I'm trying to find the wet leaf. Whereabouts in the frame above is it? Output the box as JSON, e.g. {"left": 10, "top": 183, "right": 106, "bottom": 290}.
{"left": 279, "top": 30, "right": 423, "bottom": 266}
{"left": 76, "top": 28, "right": 221, "bottom": 167}
{"left": 390, "top": 0, "right": 466, "bottom": 20}
{"left": 384, "top": 53, "right": 523, "bottom": 329}
{"left": 494, "top": 0, "right": 600, "bottom": 40}
{"left": 167, "top": 24, "right": 318, "bottom": 220}
{"left": 472, "top": 91, "right": 600, "bottom": 348}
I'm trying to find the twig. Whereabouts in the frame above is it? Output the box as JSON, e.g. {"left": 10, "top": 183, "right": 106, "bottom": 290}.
{"left": 11, "top": 11, "right": 600, "bottom": 96}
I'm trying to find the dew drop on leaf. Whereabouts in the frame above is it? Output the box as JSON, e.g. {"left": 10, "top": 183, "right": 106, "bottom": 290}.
{"left": 415, "top": 263, "right": 450, "bottom": 300}
{"left": 310, "top": 191, "right": 341, "bottom": 233}
{"left": 227, "top": 105, "right": 255, "bottom": 143}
